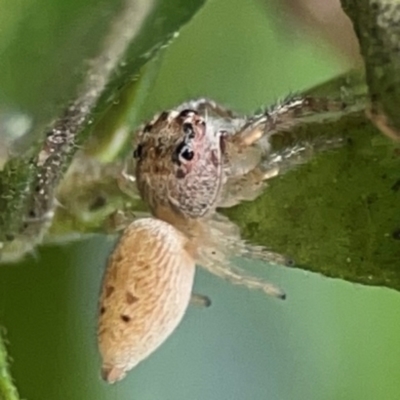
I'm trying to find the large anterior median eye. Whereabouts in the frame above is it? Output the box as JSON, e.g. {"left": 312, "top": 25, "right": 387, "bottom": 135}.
{"left": 171, "top": 120, "right": 198, "bottom": 164}
{"left": 172, "top": 141, "right": 194, "bottom": 165}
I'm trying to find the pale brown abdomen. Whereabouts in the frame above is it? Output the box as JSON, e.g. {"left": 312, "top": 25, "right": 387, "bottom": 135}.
{"left": 98, "top": 218, "right": 195, "bottom": 383}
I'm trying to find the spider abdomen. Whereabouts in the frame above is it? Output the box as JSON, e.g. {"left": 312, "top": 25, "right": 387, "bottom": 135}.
{"left": 98, "top": 218, "right": 195, "bottom": 383}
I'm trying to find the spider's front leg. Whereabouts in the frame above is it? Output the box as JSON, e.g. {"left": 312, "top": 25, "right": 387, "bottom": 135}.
{"left": 236, "top": 95, "right": 350, "bottom": 147}
{"left": 218, "top": 95, "right": 361, "bottom": 206}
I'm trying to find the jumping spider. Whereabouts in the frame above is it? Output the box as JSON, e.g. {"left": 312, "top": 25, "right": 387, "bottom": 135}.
{"left": 98, "top": 95, "right": 353, "bottom": 383}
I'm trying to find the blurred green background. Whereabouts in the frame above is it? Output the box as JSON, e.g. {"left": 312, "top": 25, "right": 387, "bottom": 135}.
{"left": 1, "top": 0, "right": 400, "bottom": 399}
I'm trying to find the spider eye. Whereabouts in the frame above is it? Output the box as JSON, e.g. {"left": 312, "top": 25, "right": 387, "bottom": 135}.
{"left": 182, "top": 122, "right": 195, "bottom": 138}
{"left": 179, "top": 109, "right": 195, "bottom": 118}
{"left": 133, "top": 144, "right": 143, "bottom": 159}
{"left": 172, "top": 142, "right": 194, "bottom": 165}
{"left": 181, "top": 147, "right": 194, "bottom": 161}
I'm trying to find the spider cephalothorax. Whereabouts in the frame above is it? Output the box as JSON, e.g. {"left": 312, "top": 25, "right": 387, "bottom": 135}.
{"left": 133, "top": 107, "right": 225, "bottom": 220}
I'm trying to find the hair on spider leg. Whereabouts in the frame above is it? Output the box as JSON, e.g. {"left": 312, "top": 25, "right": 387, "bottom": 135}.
{"left": 196, "top": 244, "right": 287, "bottom": 300}
{"left": 201, "top": 255, "right": 287, "bottom": 300}
{"left": 238, "top": 94, "right": 360, "bottom": 149}
{"left": 240, "top": 243, "right": 295, "bottom": 268}
{"left": 193, "top": 220, "right": 290, "bottom": 299}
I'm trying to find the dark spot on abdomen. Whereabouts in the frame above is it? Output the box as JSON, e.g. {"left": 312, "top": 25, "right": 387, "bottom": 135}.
{"left": 121, "top": 315, "right": 131, "bottom": 323}
{"left": 105, "top": 286, "right": 115, "bottom": 298}
{"left": 126, "top": 292, "right": 139, "bottom": 304}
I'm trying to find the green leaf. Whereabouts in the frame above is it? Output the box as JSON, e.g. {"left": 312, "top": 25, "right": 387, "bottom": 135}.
{"left": 0, "top": 330, "right": 20, "bottom": 400}
{"left": 224, "top": 72, "right": 400, "bottom": 291}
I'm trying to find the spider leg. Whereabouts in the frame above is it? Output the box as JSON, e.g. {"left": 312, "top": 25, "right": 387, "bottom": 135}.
{"left": 221, "top": 95, "right": 363, "bottom": 187}
{"left": 197, "top": 246, "right": 286, "bottom": 300}
{"left": 218, "top": 166, "right": 279, "bottom": 208}
{"left": 193, "top": 216, "right": 289, "bottom": 299}
{"left": 176, "top": 98, "right": 238, "bottom": 119}
{"left": 117, "top": 158, "right": 140, "bottom": 200}
{"left": 237, "top": 95, "right": 354, "bottom": 147}
{"left": 206, "top": 213, "right": 292, "bottom": 267}
{"left": 220, "top": 94, "right": 361, "bottom": 192}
